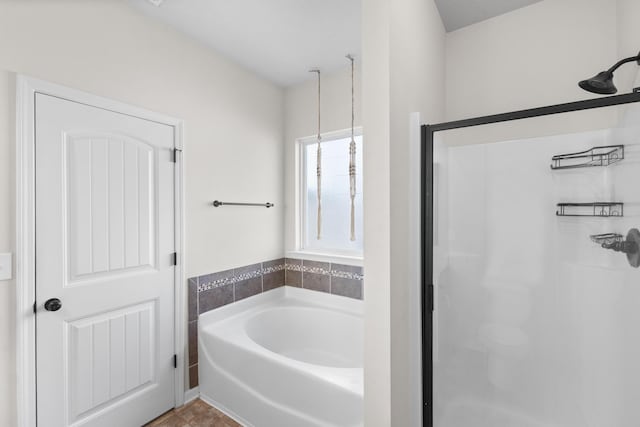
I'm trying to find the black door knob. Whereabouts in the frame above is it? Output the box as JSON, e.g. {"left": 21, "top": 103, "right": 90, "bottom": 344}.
{"left": 44, "top": 298, "right": 62, "bottom": 312}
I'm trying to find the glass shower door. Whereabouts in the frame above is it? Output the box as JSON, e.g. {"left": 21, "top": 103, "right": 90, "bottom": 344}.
{"left": 431, "top": 102, "right": 640, "bottom": 427}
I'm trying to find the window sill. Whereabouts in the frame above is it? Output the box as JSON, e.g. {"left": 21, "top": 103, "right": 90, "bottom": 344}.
{"left": 285, "top": 250, "right": 364, "bottom": 267}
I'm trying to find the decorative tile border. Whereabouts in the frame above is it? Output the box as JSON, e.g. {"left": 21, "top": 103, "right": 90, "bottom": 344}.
{"left": 263, "top": 264, "right": 285, "bottom": 274}
{"left": 302, "top": 265, "right": 330, "bottom": 275}
{"left": 284, "top": 261, "right": 364, "bottom": 280}
{"left": 235, "top": 270, "right": 262, "bottom": 282}
{"left": 330, "top": 269, "right": 364, "bottom": 280}
{"left": 192, "top": 258, "right": 364, "bottom": 299}
{"left": 284, "top": 262, "right": 303, "bottom": 272}
{"left": 197, "top": 262, "right": 285, "bottom": 292}
{"left": 284, "top": 258, "right": 364, "bottom": 300}
{"left": 197, "top": 275, "right": 233, "bottom": 292}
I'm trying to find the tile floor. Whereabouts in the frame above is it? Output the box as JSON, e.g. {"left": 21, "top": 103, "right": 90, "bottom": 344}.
{"left": 144, "top": 399, "right": 242, "bottom": 427}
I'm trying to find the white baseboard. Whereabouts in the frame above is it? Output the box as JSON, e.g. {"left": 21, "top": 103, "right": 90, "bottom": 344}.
{"left": 199, "top": 393, "right": 253, "bottom": 427}
{"left": 184, "top": 387, "right": 200, "bottom": 404}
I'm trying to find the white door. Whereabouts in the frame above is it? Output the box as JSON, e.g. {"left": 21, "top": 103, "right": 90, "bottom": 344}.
{"left": 35, "top": 93, "right": 176, "bottom": 427}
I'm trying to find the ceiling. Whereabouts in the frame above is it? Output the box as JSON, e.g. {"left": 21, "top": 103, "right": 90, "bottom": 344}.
{"left": 128, "top": 0, "right": 361, "bottom": 87}
{"left": 129, "top": 0, "right": 543, "bottom": 87}
{"left": 435, "top": 0, "right": 543, "bottom": 32}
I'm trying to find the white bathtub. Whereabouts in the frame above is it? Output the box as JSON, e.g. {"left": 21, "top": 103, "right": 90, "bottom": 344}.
{"left": 198, "top": 286, "right": 363, "bottom": 427}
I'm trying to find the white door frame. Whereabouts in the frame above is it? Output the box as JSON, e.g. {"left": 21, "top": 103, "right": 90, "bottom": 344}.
{"left": 15, "top": 75, "right": 186, "bottom": 427}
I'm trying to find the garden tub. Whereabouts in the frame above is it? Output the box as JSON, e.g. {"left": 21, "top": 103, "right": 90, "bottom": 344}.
{"left": 198, "top": 286, "right": 363, "bottom": 427}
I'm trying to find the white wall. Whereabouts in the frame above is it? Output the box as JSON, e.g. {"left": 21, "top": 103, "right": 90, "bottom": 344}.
{"left": 284, "top": 66, "right": 362, "bottom": 257}
{"left": 442, "top": 0, "right": 640, "bottom": 149}
{"left": 446, "top": 0, "right": 628, "bottom": 122}
{"left": 362, "top": 0, "right": 392, "bottom": 423}
{"left": 0, "top": 70, "right": 16, "bottom": 427}
{"left": 389, "top": 0, "right": 445, "bottom": 426}
{"left": 0, "top": 1, "right": 284, "bottom": 425}
{"left": 362, "top": 0, "right": 445, "bottom": 425}
{"left": 617, "top": 0, "right": 640, "bottom": 91}
{"left": 442, "top": 0, "right": 640, "bottom": 152}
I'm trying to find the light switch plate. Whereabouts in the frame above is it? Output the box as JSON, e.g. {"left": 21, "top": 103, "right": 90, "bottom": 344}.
{"left": 0, "top": 253, "right": 12, "bottom": 280}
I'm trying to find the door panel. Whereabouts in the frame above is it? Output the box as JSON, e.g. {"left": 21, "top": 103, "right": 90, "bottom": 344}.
{"left": 68, "top": 301, "right": 156, "bottom": 421}
{"left": 36, "top": 93, "right": 175, "bottom": 427}
{"left": 66, "top": 133, "right": 156, "bottom": 281}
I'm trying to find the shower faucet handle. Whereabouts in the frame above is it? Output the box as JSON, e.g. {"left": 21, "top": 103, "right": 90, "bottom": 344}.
{"left": 602, "top": 240, "right": 638, "bottom": 254}
{"left": 593, "top": 228, "right": 640, "bottom": 268}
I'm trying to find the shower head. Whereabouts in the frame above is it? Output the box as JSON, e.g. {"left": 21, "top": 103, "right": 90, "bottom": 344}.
{"left": 579, "top": 71, "right": 617, "bottom": 95}
{"left": 579, "top": 51, "right": 640, "bottom": 95}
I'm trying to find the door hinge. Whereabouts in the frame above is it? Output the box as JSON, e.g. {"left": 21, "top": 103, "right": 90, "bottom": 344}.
{"left": 173, "top": 354, "right": 178, "bottom": 369}
{"left": 172, "top": 148, "right": 182, "bottom": 163}
{"left": 33, "top": 301, "right": 37, "bottom": 314}
{"left": 172, "top": 252, "right": 178, "bottom": 266}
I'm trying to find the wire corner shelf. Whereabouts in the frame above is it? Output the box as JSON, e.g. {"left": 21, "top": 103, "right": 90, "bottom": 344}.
{"left": 550, "top": 145, "right": 624, "bottom": 170}
{"left": 556, "top": 202, "right": 624, "bottom": 217}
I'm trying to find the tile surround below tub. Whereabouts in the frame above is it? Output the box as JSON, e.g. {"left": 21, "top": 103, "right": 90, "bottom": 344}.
{"left": 300, "top": 260, "right": 331, "bottom": 275}
{"left": 284, "top": 258, "right": 302, "bottom": 287}
{"left": 263, "top": 258, "right": 286, "bottom": 274}
{"left": 199, "top": 284, "right": 234, "bottom": 313}
{"left": 263, "top": 269, "right": 285, "bottom": 292}
{"left": 331, "top": 276, "right": 363, "bottom": 299}
{"left": 191, "top": 258, "right": 286, "bottom": 318}
{"left": 188, "top": 278, "right": 198, "bottom": 322}
{"left": 234, "top": 276, "right": 262, "bottom": 301}
{"left": 331, "top": 263, "right": 364, "bottom": 280}
{"left": 234, "top": 263, "right": 262, "bottom": 282}
{"left": 285, "top": 258, "right": 364, "bottom": 298}
{"left": 189, "top": 258, "right": 363, "bottom": 319}
{"left": 197, "top": 268, "right": 235, "bottom": 292}
{"left": 302, "top": 272, "right": 331, "bottom": 293}
{"left": 188, "top": 364, "right": 199, "bottom": 389}
{"left": 188, "top": 320, "right": 198, "bottom": 366}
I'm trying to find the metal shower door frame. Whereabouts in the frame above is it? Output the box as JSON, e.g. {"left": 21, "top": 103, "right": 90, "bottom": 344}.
{"left": 421, "top": 91, "right": 640, "bottom": 427}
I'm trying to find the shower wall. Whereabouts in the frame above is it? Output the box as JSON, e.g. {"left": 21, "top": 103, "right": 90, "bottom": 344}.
{"left": 433, "top": 106, "right": 640, "bottom": 426}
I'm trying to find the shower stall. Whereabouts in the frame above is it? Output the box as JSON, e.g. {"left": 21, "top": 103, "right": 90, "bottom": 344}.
{"left": 421, "top": 90, "right": 640, "bottom": 426}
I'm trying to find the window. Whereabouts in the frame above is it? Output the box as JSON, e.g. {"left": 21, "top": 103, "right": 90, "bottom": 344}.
{"left": 299, "top": 130, "right": 363, "bottom": 256}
